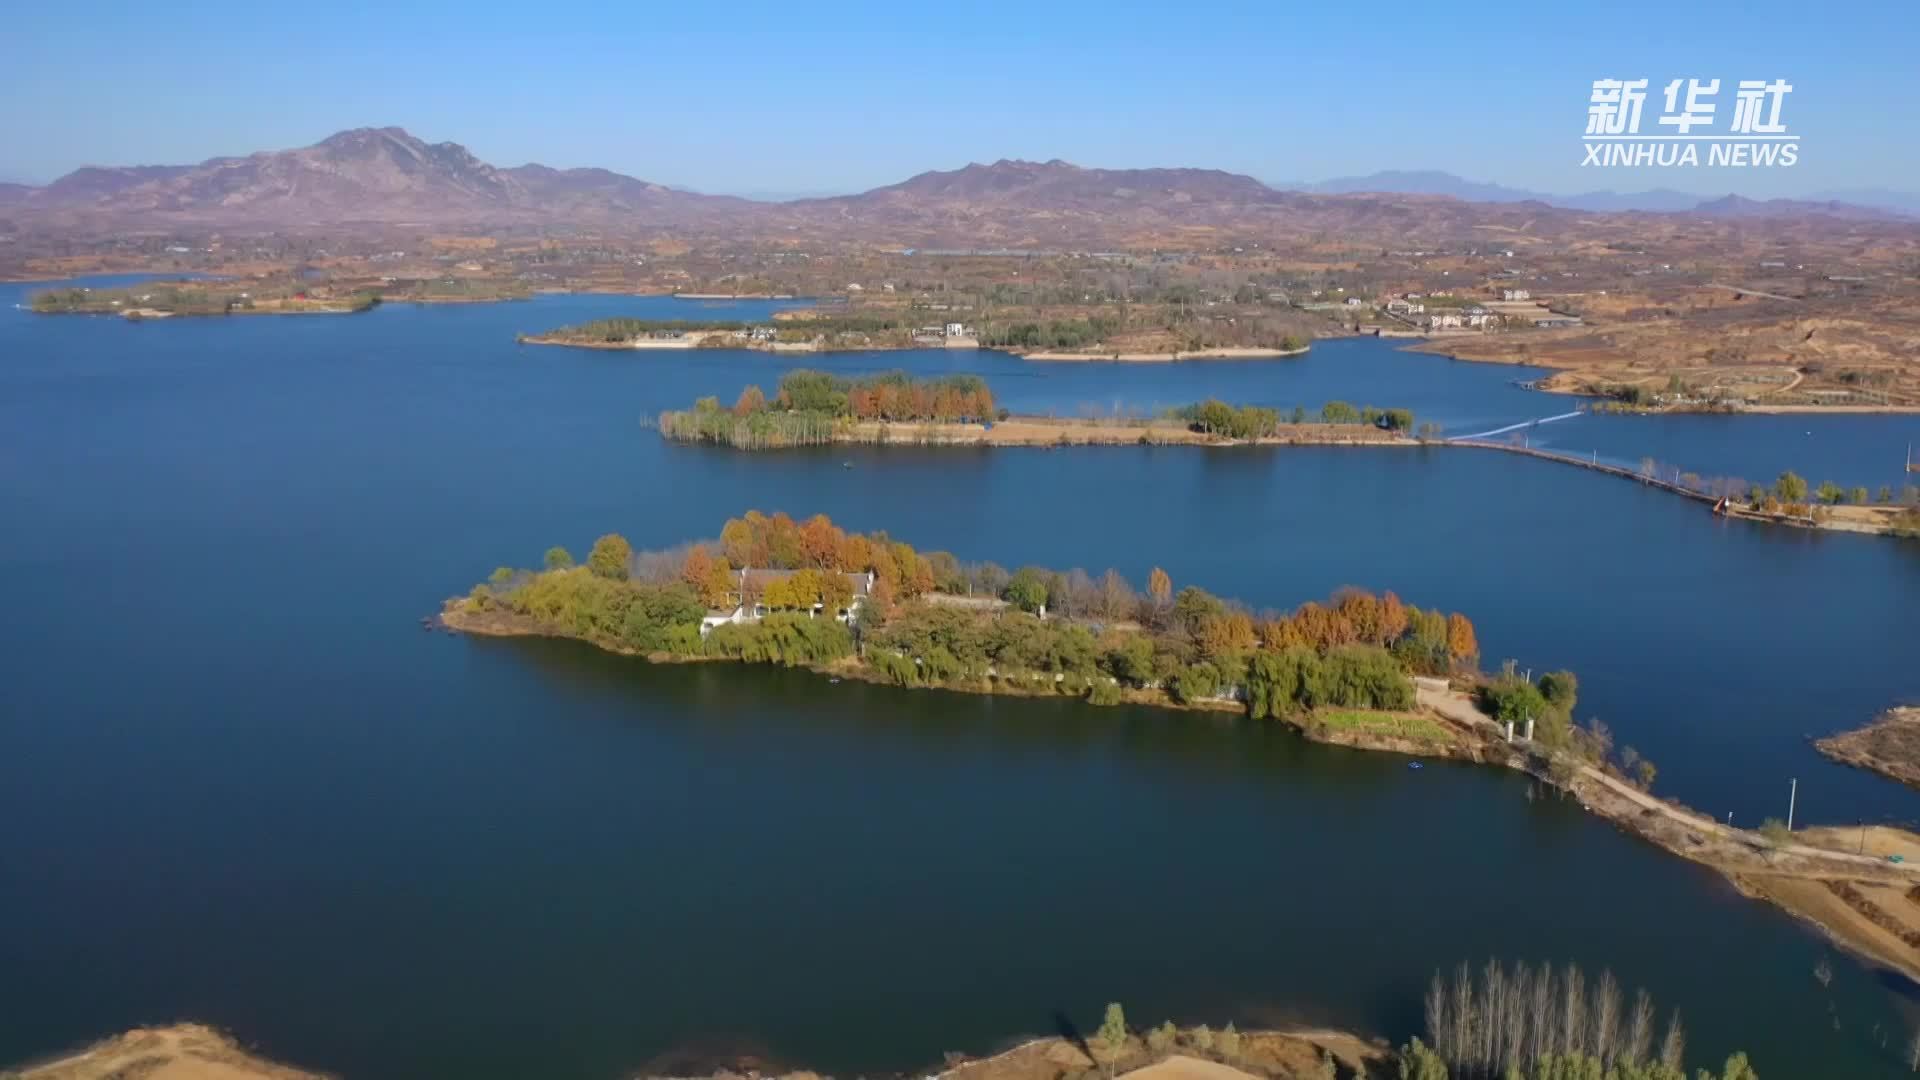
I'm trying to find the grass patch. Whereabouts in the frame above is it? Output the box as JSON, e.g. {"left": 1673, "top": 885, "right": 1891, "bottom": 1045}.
{"left": 1315, "top": 709, "right": 1452, "bottom": 742}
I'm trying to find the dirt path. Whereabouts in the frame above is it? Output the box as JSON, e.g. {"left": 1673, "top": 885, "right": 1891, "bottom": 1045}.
{"left": 1705, "top": 283, "right": 1801, "bottom": 303}
{"left": 1419, "top": 686, "right": 1920, "bottom": 876}
{"left": 1419, "top": 685, "right": 1920, "bottom": 980}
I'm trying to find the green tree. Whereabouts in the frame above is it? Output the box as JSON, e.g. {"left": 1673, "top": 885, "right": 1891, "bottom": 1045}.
{"left": 489, "top": 566, "right": 515, "bottom": 585}
{"left": 1097, "top": 1003, "right": 1128, "bottom": 1079}
{"left": 544, "top": 546, "right": 574, "bottom": 570}
{"left": 587, "top": 534, "right": 633, "bottom": 580}
{"left": 1002, "top": 566, "right": 1051, "bottom": 613}
{"left": 1479, "top": 675, "right": 1547, "bottom": 727}
{"left": 1395, "top": 1038, "right": 1448, "bottom": 1080}
{"left": 1816, "top": 480, "right": 1845, "bottom": 505}
{"left": 1759, "top": 817, "right": 1792, "bottom": 854}
{"left": 1850, "top": 486, "right": 1870, "bottom": 506}
{"left": 1537, "top": 670, "right": 1579, "bottom": 713}
{"left": 1774, "top": 471, "right": 1807, "bottom": 503}
{"left": 1146, "top": 1021, "right": 1177, "bottom": 1054}
{"left": 1169, "top": 662, "right": 1220, "bottom": 704}
{"left": 1216, "top": 1022, "right": 1240, "bottom": 1060}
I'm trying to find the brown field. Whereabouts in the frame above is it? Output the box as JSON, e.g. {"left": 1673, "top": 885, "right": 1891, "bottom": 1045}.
{"left": 1410, "top": 288, "right": 1920, "bottom": 410}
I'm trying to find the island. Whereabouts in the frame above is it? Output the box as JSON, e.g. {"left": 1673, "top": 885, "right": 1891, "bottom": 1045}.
{"left": 519, "top": 313, "right": 1313, "bottom": 361}
{"left": 654, "top": 370, "right": 1423, "bottom": 449}
{"left": 438, "top": 511, "right": 1920, "bottom": 984}
{"left": 30, "top": 279, "right": 379, "bottom": 318}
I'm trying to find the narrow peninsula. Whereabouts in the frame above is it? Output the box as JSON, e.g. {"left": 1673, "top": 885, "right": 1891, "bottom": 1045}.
{"left": 439, "top": 512, "right": 1920, "bottom": 982}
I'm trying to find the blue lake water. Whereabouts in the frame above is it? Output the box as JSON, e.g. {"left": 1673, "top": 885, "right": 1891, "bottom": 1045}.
{"left": 3, "top": 283, "right": 1920, "bottom": 1078}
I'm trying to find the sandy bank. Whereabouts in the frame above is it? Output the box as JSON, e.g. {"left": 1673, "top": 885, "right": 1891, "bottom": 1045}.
{"left": 943, "top": 1033, "right": 1381, "bottom": 1080}
{"left": 1816, "top": 707, "right": 1920, "bottom": 790}
{"left": 15, "top": 1025, "right": 325, "bottom": 1080}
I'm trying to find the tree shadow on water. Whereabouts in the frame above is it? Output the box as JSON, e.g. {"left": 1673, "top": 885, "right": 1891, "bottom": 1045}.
{"left": 1052, "top": 1009, "right": 1094, "bottom": 1063}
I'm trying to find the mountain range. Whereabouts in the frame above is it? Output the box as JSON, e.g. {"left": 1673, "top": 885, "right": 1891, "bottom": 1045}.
{"left": 1286, "top": 169, "right": 1920, "bottom": 218}
{"left": 1, "top": 127, "right": 1911, "bottom": 240}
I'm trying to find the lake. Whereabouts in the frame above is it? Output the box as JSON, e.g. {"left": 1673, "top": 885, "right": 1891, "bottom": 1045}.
{"left": 3, "top": 285, "right": 1919, "bottom": 1078}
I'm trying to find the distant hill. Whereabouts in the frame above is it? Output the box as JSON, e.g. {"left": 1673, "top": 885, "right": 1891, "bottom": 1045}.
{"left": 1688, "top": 194, "right": 1904, "bottom": 221}
{"left": 1805, "top": 188, "right": 1920, "bottom": 217}
{"left": 1554, "top": 189, "right": 1706, "bottom": 213}
{"left": 4, "top": 131, "right": 1912, "bottom": 241}
{"left": 1289, "top": 170, "right": 1908, "bottom": 217}
{"left": 8, "top": 127, "right": 740, "bottom": 226}
{"left": 846, "top": 158, "right": 1283, "bottom": 207}
{"left": 1302, "top": 170, "right": 1553, "bottom": 204}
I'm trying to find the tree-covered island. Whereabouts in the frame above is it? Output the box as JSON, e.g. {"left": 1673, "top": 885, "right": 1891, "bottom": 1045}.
{"left": 519, "top": 310, "right": 1312, "bottom": 359}
{"left": 442, "top": 511, "right": 1920, "bottom": 981}
{"left": 31, "top": 279, "right": 380, "bottom": 317}
{"left": 655, "top": 370, "right": 1424, "bottom": 449}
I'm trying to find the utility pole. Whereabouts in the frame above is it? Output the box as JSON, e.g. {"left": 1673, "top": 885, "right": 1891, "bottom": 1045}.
{"left": 1787, "top": 777, "right": 1798, "bottom": 831}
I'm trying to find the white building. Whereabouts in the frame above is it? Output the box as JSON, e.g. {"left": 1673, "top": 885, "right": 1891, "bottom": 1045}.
{"left": 700, "top": 568, "right": 877, "bottom": 636}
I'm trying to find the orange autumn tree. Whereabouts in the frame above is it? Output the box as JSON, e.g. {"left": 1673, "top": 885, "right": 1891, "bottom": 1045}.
{"left": 1199, "top": 611, "right": 1258, "bottom": 656}
{"left": 1447, "top": 613, "right": 1480, "bottom": 668}
{"left": 732, "top": 384, "right": 767, "bottom": 417}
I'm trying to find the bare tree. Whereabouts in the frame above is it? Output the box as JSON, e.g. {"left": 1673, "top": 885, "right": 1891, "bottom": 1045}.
{"left": 1099, "top": 569, "right": 1136, "bottom": 623}
{"left": 1424, "top": 969, "right": 1447, "bottom": 1058}
{"left": 1660, "top": 1011, "right": 1686, "bottom": 1071}
{"left": 1592, "top": 969, "right": 1622, "bottom": 1067}
{"left": 1529, "top": 962, "right": 1555, "bottom": 1062}
{"left": 1450, "top": 962, "right": 1473, "bottom": 1068}
{"left": 1560, "top": 965, "right": 1586, "bottom": 1060}
{"left": 1625, "top": 988, "right": 1655, "bottom": 1066}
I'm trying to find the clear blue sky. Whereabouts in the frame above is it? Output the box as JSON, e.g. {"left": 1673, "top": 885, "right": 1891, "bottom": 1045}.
{"left": 2, "top": 0, "right": 1909, "bottom": 197}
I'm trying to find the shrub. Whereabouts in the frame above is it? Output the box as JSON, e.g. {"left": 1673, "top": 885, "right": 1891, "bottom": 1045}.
{"left": 1169, "top": 662, "right": 1220, "bottom": 703}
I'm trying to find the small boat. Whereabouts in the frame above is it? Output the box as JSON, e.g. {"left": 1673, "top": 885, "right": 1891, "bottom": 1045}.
{"left": 828, "top": 677, "right": 842, "bottom": 684}
{"left": 842, "top": 461, "right": 853, "bottom": 469}
{"left": 1407, "top": 761, "right": 1424, "bottom": 771}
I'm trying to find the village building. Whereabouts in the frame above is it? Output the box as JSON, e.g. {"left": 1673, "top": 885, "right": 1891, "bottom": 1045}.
{"left": 699, "top": 568, "right": 877, "bottom": 636}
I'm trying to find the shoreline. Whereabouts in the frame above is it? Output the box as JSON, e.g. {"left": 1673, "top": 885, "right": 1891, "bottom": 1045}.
{"left": 1815, "top": 707, "right": 1920, "bottom": 790}
{"left": 438, "top": 603, "right": 1920, "bottom": 983}
{"left": 1016, "top": 346, "right": 1310, "bottom": 362}
{"left": 1401, "top": 338, "right": 1920, "bottom": 415}
{"left": 520, "top": 335, "right": 1311, "bottom": 361}
{"left": 10, "top": 1021, "right": 1383, "bottom": 1080}
{"left": 655, "top": 422, "right": 1916, "bottom": 538}
{"left": 1450, "top": 439, "right": 1915, "bottom": 537}
{"left": 682, "top": 416, "right": 1418, "bottom": 449}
